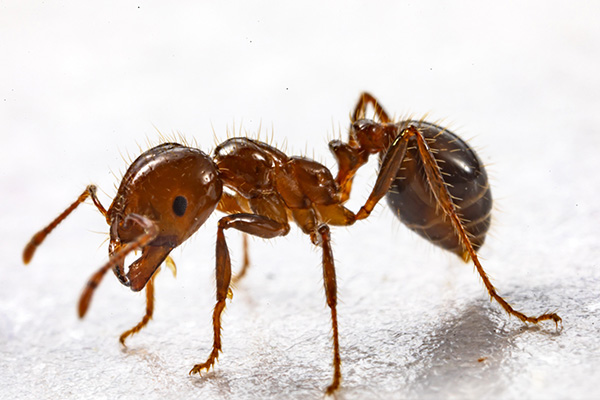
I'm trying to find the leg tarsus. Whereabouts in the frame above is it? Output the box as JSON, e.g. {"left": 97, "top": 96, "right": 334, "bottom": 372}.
{"left": 190, "top": 300, "right": 226, "bottom": 375}
{"left": 499, "top": 294, "right": 562, "bottom": 328}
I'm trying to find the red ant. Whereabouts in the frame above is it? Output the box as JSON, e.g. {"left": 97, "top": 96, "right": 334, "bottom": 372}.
{"left": 23, "top": 93, "right": 561, "bottom": 395}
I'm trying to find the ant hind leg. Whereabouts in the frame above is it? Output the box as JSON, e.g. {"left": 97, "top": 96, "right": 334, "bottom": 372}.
{"left": 408, "top": 126, "right": 562, "bottom": 328}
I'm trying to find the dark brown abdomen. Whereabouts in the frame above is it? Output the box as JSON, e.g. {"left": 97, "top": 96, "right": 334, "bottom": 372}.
{"left": 385, "top": 121, "right": 492, "bottom": 257}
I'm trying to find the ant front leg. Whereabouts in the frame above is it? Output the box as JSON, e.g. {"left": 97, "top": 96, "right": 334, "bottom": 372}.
{"left": 119, "top": 256, "right": 180, "bottom": 345}
{"left": 23, "top": 185, "right": 107, "bottom": 264}
{"left": 190, "top": 213, "right": 290, "bottom": 376}
{"left": 120, "top": 269, "right": 157, "bottom": 346}
{"left": 217, "top": 192, "right": 252, "bottom": 285}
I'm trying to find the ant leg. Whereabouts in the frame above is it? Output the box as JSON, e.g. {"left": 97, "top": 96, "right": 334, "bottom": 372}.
{"left": 291, "top": 208, "right": 342, "bottom": 394}
{"left": 354, "top": 127, "right": 410, "bottom": 220}
{"left": 316, "top": 224, "right": 342, "bottom": 395}
{"left": 217, "top": 192, "right": 252, "bottom": 284}
{"left": 331, "top": 92, "right": 394, "bottom": 200}
{"left": 78, "top": 214, "right": 159, "bottom": 318}
{"left": 404, "top": 126, "right": 561, "bottom": 327}
{"left": 352, "top": 92, "right": 392, "bottom": 123}
{"left": 331, "top": 94, "right": 396, "bottom": 204}
{"left": 120, "top": 269, "right": 157, "bottom": 345}
{"left": 231, "top": 234, "right": 250, "bottom": 285}
{"left": 190, "top": 213, "right": 290, "bottom": 376}
{"left": 165, "top": 256, "right": 177, "bottom": 277}
{"left": 329, "top": 139, "right": 370, "bottom": 203}
{"left": 351, "top": 125, "right": 560, "bottom": 326}
{"left": 23, "top": 185, "right": 107, "bottom": 264}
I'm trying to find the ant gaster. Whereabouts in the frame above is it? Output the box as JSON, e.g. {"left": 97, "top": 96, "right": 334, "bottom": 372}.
{"left": 23, "top": 93, "right": 561, "bottom": 395}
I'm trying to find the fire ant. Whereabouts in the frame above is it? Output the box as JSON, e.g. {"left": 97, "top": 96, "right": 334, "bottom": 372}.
{"left": 23, "top": 93, "right": 561, "bottom": 395}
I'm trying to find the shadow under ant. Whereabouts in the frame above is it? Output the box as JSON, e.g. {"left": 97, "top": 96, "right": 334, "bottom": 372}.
{"left": 403, "top": 291, "right": 563, "bottom": 398}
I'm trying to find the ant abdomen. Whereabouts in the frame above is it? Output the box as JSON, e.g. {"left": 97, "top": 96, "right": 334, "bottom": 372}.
{"left": 385, "top": 121, "right": 493, "bottom": 257}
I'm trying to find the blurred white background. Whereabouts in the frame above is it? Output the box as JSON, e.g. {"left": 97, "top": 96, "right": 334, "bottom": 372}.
{"left": 1, "top": 1, "right": 599, "bottom": 399}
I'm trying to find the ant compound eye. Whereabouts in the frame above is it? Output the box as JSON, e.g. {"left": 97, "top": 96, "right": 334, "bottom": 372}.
{"left": 172, "top": 196, "right": 188, "bottom": 217}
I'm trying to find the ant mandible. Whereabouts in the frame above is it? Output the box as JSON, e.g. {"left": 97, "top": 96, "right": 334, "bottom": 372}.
{"left": 22, "top": 93, "right": 561, "bottom": 395}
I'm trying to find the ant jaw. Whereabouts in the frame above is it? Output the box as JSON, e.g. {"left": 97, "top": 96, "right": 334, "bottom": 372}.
{"left": 125, "top": 244, "right": 173, "bottom": 292}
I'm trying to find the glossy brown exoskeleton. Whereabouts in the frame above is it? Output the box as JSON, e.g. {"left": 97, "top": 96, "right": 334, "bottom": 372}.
{"left": 24, "top": 137, "right": 355, "bottom": 393}
{"left": 336, "top": 94, "right": 493, "bottom": 257}
{"left": 23, "top": 93, "right": 560, "bottom": 395}
{"left": 385, "top": 120, "right": 492, "bottom": 256}
{"left": 23, "top": 143, "right": 223, "bottom": 341}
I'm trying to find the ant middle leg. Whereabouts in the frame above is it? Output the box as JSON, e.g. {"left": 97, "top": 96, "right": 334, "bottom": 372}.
{"left": 189, "top": 213, "right": 290, "bottom": 376}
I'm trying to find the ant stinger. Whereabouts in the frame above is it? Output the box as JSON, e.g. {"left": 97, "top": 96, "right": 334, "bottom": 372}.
{"left": 23, "top": 93, "right": 561, "bottom": 395}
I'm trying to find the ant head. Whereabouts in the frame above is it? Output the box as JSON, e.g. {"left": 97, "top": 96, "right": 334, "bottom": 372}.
{"left": 349, "top": 119, "right": 396, "bottom": 154}
{"left": 109, "top": 143, "right": 223, "bottom": 291}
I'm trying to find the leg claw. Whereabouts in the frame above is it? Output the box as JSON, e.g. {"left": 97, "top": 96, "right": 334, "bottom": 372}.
{"left": 189, "top": 362, "right": 213, "bottom": 376}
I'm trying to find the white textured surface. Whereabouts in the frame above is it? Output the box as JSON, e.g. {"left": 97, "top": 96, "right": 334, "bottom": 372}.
{"left": 2, "top": 2, "right": 599, "bottom": 399}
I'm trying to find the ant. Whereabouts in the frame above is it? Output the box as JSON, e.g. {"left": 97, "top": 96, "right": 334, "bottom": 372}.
{"left": 23, "top": 93, "right": 561, "bottom": 395}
